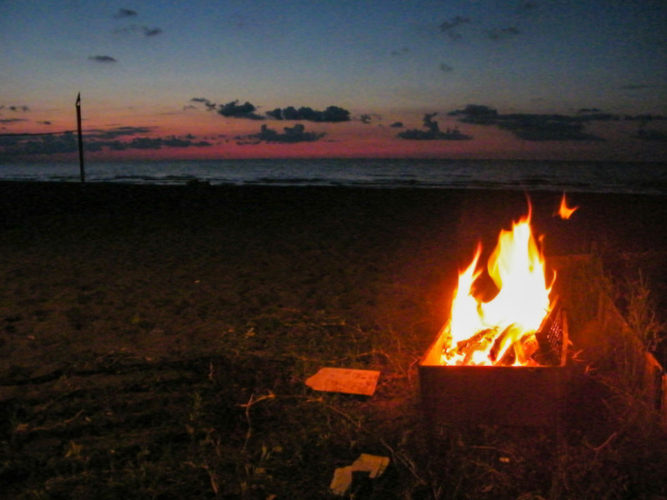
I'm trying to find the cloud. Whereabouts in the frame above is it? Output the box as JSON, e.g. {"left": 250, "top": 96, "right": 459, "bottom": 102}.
{"left": 189, "top": 98, "right": 351, "bottom": 123}
{"left": 87, "top": 126, "right": 154, "bottom": 139}
{"left": 439, "top": 16, "right": 471, "bottom": 40}
{"left": 114, "top": 8, "right": 137, "bottom": 18}
{"left": 439, "top": 62, "right": 454, "bottom": 72}
{"left": 190, "top": 97, "right": 217, "bottom": 111}
{"left": 496, "top": 115, "right": 603, "bottom": 141}
{"left": 96, "top": 134, "right": 212, "bottom": 150}
{"left": 389, "top": 121, "right": 403, "bottom": 128}
{"left": 0, "top": 131, "right": 79, "bottom": 155}
{"left": 87, "top": 134, "right": 211, "bottom": 150}
{"left": 240, "top": 123, "right": 325, "bottom": 144}
{"left": 2, "top": 104, "right": 30, "bottom": 112}
{"left": 486, "top": 26, "right": 520, "bottom": 41}
{"left": 448, "top": 104, "right": 499, "bottom": 124}
{"left": 0, "top": 129, "right": 211, "bottom": 156}
{"left": 142, "top": 27, "right": 162, "bottom": 36}
{"left": 0, "top": 118, "right": 28, "bottom": 124}
{"left": 265, "top": 105, "right": 350, "bottom": 122}
{"left": 89, "top": 55, "right": 117, "bottom": 63}
{"left": 518, "top": 1, "right": 537, "bottom": 12}
{"left": 163, "top": 136, "right": 204, "bottom": 148}
{"left": 390, "top": 47, "right": 410, "bottom": 56}
{"left": 449, "top": 104, "right": 605, "bottom": 141}
{"left": 38, "top": 121, "right": 52, "bottom": 125}
{"left": 113, "top": 24, "right": 163, "bottom": 37}
{"left": 359, "top": 113, "right": 381, "bottom": 124}
{"left": 126, "top": 137, "right": 163, "bottom": 149}
{"left": 218, "top": 100, "right": 264, "bottom": 120}
{"left": 439, "top": 16, "right": 470, "bottom": 32}
{"left": 398, "top": 113, "right": 471, "bottom": 140}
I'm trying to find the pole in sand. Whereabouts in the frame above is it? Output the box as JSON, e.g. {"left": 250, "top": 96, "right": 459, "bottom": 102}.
{"left": 76, "top": 92, "right": 85, "bottom": 183}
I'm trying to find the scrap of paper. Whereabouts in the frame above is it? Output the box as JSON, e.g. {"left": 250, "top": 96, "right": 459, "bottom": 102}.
{"left": 329, "top": 453, "right": 390, "bottom": 495}
{"left": 305, "top": 367, "right": 381, "bottom": 396}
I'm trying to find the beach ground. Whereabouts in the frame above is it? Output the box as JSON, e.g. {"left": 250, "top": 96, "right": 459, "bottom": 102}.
{"left": 1, "top": 182, "right": 665, "bottom": 498}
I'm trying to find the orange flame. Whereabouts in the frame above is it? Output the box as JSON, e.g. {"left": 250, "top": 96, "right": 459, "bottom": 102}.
{"left": 557, "top": 193, "right": 578, "bottom": 220}
{"left": 438, "top": 208, "right": 554, "bottom": 366}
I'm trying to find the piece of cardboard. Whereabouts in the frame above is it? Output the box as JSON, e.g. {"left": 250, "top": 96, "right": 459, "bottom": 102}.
{"left": 305, "top": 367, "right": 381, "bottom": 396}
{"left": 329, "top": 453, "right": 390, "bottom": 495}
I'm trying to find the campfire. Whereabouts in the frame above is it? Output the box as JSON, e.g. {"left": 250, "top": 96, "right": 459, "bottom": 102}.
{"left": 424, "top": 203, "right": 559, "bottom": 368}
{"left": 419, "top": 202, "right": 569, "bottom": 426}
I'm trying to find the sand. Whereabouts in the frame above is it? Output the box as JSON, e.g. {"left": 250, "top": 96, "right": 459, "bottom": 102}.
{"left": 1, "top": 181, "right": 665, "bottom": 497}
{"left": 1, "top": 181, "right": 665, "bottom": 370}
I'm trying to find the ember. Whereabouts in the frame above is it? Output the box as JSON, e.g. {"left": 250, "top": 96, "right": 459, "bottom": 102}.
{"left": 432, "top": 204, "right": 556, "bottom": 367}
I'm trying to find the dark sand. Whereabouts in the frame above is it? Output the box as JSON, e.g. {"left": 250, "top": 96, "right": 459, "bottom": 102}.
{"left": 2, "top": 182, "right": 665, "bottom": 365}
{"left": 1, "top": 181, "right": 665, "bottom": 497}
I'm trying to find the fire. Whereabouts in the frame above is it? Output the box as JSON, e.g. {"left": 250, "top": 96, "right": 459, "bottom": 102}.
{"left": 438, "top": 207, "right": 554, "bottom": 366}
{"left": 557, "top": 193, "right": 578, "bottom": 220}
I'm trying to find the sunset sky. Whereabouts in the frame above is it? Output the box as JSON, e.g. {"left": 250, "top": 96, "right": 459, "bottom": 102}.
{"left": 1, "top": 0, "right": 666, "bottom": 161}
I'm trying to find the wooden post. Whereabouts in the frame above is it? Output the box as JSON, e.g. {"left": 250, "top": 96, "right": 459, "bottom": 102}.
{"left": 76, "top": 92, "right": 85, "bottom": 183}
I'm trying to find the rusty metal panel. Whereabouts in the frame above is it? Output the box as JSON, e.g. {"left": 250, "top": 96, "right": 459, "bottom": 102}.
{"left": 418, "top": 364, "right": 566, "bottom": 427}
{"left": 662, "top": 374, "right": 667, "bottom": 431}
{"left": 418, "top": 309, "right": 568, "bottom": 427}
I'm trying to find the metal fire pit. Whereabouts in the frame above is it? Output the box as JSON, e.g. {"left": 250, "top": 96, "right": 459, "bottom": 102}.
{"left": 418, "top": 308, "right": 568, "bottom": 427}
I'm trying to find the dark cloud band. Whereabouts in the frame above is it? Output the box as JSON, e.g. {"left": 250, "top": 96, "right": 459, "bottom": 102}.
{"left": 0, "top": 128, "right": 212, "bottom": 156}
{"left": 398, "top": 113, "right": 471, "bottom": 140}
{"left": 266, "top": 105, "right": 350, "bottom": 122}
{"left": 89, "top": 55, "right": 117, "bottom": 63}
{"left": 114, "top": 8, "right": 137, "bottom": 18}
{"left": 449, "top": 104, "right": 603, "bottom": 141}
{"left": 190, "top": 98, "right": 351, "bottom": 123}
{"left": 238, "top": 124, "right": 325, "bottom": 144}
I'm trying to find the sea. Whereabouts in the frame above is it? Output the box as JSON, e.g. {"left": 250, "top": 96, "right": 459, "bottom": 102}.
{"left": 1, "top": 159, "right": 666, "bottom": 195}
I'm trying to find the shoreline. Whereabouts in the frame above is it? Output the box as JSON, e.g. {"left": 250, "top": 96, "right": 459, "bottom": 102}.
{"left": 1, "top": 155, "right": 665, "bottom": 195}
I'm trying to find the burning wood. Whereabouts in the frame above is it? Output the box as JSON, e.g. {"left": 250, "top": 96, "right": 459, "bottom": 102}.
{"left": 418, "top": 202, "right": 570, "bottom": 426}
{"left": 435, "top": 204, "right": 557, "bottom": 367}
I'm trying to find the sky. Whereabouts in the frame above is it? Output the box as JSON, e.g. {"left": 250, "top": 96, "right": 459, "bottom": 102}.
{"left": 1, "top": 0, "right": 666, "bottom": 161}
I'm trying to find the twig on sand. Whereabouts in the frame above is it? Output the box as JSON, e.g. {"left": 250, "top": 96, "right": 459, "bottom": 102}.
{"left": 380, "top": 437, "right": 431, "bottom": 492}
{"left": 238, "top": 391, "right": 276, "bottom": 452}
{"left": 588, "top": 431, "right": 619, "bottom": 454}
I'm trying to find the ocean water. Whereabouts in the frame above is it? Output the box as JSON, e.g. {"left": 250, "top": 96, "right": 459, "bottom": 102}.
{"left": 0, "top": 158, "right": 666, "bottom": 194}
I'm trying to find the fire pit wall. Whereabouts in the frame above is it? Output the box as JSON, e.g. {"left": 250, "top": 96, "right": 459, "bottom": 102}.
{"left": 418, "top": 308, "right": 568, "bottom": 428}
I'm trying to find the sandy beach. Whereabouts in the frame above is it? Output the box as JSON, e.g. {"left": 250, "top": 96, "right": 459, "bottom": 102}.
{"left": 1, "top": 181, "right": 665, "bottom": 498}
{"left": 2, "top": 182, "right": 664, "bottom": 363}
